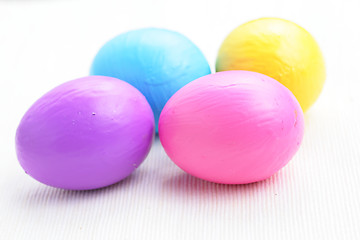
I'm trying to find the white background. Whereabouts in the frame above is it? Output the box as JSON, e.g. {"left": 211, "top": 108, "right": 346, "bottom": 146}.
{"left": 1, "top": 0, "right": 360, "bottom": 239}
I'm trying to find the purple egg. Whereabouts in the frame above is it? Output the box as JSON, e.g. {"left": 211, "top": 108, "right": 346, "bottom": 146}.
{"left": 15, "top": 76, "right": 155, "bottom": 190}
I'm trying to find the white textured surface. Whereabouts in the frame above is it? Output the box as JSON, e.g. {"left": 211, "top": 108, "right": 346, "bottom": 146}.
{"left": 1, "top": 0, "right": 360, "bottom": 239}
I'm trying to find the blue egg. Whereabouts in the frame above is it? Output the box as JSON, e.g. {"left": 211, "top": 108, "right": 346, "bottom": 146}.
{"left": 90, "top": 28, "right": 211, "bottom": 132}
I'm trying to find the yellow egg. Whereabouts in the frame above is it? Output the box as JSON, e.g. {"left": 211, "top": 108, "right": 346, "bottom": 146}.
{"left": 216, "top": 18, "right": 326, "bottom": 112}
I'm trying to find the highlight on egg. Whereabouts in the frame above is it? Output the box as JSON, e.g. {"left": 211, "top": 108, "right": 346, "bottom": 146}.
{"left": 15, "top": 76, "right": 155, "bottom": 190}
{"left": 159, "top": 71, "right": 304, "bottom": 184}
{"left": 90, "top": 28, "right": 211, "bottom": 132}
{"left": 216, "top": 17, "right": 326, "bottom": 112}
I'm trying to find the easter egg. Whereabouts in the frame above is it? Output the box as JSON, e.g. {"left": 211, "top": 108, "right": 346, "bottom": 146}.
{"left": 90, "top": 28, "right": 211, "bottom": 132}
{"left": 216, "top": 18, "right": 326, "bottom": 112}
{"left": 15, "top": 76, "right": 155, "bottom": 190}
{"left": 159, "top": 71, "right": 304, "bottom": 184}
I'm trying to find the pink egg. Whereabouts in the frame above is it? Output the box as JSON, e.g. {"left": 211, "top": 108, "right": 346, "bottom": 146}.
{"left": 159, "top": 71, "right": 304, "bottom": 184}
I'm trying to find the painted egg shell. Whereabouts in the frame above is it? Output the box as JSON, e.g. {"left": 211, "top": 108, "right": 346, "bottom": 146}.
{"left": 216, "top": 18, "right": 326, "bottom": 112}
{"left": 90, "top": 28, "right": 211, "bottom": 132}
{"left": 159, "top": 71, "right": 304, "bottom": 184}
{"left": 15, "top": 76, "right": 155, "bottom": 190}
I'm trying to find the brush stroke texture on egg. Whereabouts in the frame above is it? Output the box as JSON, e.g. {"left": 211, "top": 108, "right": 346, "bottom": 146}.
{"left": 90, "top": 28, "right": 211, "bottom": 132}
{"left": 216, "top": 18, "right": 326, "bottom": 112}
{"left": 16, "top": 76, "right": 154, "bottom": 190}
{"left": 159, "top": 71, "right": 304, "bottom": 184}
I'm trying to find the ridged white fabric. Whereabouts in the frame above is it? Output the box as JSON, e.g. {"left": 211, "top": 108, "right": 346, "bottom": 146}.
{"left": 1, "top": 0, "right": 359, "bottom": 239}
